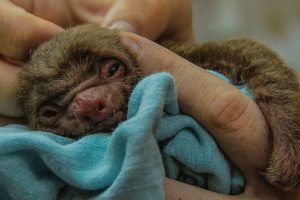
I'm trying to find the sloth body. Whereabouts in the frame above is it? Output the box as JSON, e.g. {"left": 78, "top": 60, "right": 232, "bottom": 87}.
{"left": 17, "top": 25, "right": 300, "bottom": 190}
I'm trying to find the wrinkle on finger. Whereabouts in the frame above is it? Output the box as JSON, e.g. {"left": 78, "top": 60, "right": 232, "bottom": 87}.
{"left": 208, "top": 90, "right": 270, "bottom": 168}
{"left": 209, "top": 90, "right": 251, "bottom": 133}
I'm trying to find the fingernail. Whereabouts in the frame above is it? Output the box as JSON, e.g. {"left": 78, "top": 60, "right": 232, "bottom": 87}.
{"left": 120, "top": 34, "right": 140, "bottom": 53}
{"left": 109, "top": 20, "right": 137, "bottom": 34}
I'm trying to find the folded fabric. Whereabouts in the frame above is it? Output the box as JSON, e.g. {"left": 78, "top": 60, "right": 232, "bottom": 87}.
{"left": 0, "top": 72, "right": 247, "bottom": 200}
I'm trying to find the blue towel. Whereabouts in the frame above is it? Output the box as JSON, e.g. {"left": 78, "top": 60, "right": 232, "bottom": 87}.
{"left": 0, "top": 72, "right": 247, "bottom": 200}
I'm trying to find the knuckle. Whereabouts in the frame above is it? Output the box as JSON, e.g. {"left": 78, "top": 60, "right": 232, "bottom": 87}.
{"left": 209, "top": 90, "right": 250, "bottom": 131}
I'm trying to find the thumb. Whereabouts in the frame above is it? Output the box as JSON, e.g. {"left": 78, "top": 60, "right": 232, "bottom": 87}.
{"left": 102, "top": 0, "right": 171, "bottom": 40}
{"left": 120, "top": 32, "right": 271, "bottom": 185}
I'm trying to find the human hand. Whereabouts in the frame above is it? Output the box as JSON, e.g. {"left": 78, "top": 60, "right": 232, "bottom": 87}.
{"left": 9, "top": 0, "right": 194, "bottom": 42}
{"left": 119, "top": 33, "right": 299, "bottom": 199}
{"left": 69, "top": 0, "right": 194, "bottom": 42}
{"left": 0, "top": 0, "right": 193, "bottom": 118}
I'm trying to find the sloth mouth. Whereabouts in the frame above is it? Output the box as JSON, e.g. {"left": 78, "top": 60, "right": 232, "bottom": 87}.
{"left": 67, "top": 110, "right": 126, "bottom": 137}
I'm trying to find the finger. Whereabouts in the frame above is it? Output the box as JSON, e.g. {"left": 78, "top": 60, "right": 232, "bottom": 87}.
{"left": 101, "top": 0, "right": 170, "bottom": 40}
{"left": 11, "top": 0, "right": 73, "bottom": 27}
{"left": 102, "top": 0, "right": 193, "bottom": 42}
{"left": 164, "top": 178, "right": 242, "bottom": 200}
{"left": 0, "top": 115, "right": 24, "bottom": 126}
{"left": 164, "top": 178, "right": 280, "bottom": 200}
{"left": 69, "top": 0, "right": 114, "bottom": 24}
{"left": 102, "top": 0, "right": 169, "bottom": 38}
{"left": 34, "top": 1, "right": 72, "bottom": 28}
{"left": 120, "top": 33, "right": 270, "bottom": 180}
{"left": 0, "top": 59, "right": 23, "bottom": 117}
{"left": 0, "top": 1, "right": 63, "bottom": 60}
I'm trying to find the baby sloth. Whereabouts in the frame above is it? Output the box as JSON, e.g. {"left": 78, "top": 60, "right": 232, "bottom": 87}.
{"left": 17, "top": 24, "right": 300, "bottom": 190}
{"left": 18, "top": 26, "right": 142, "bottom": 136}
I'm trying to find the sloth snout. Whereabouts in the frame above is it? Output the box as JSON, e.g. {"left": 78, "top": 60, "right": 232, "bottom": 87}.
{"left": 73, "top": 95, "right": 113, "bottom": 124}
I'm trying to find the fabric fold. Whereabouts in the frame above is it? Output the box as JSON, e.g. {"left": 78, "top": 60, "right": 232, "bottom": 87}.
{"left": 0, "top": 72, "right": 246, "bottom": 200}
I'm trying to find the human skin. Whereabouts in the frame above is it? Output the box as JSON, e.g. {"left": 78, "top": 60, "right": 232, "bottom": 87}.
{"left": 120, "top": 32, "right": 300, "bottom": 199}
{"left": 0, "top": 0, "right": 297, "bottom": 199}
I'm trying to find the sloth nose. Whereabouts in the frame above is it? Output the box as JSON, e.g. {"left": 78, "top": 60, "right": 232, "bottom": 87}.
{"left": 73, "top": 96, "right": 113, "bottom": 123}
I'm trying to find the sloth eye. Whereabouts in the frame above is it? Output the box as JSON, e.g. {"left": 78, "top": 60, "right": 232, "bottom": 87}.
{"left": 101, "top": 59, "right": 125, "bottom": 80}
{"left": 42, "top": 110, "right": 57, "bottom": 118}
{"left": 108, "top": 63, "right": 120, "bottom": 77}
{"left": 39, "top": 105, "right": 59, "bottom": 126}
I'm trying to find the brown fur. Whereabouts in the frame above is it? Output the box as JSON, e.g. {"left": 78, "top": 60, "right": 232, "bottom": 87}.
{"left": 17, "top": 25, "right": 142, "bottom": 136}
{"left": 17, "top": 24, "right": 300, "bottom": 190}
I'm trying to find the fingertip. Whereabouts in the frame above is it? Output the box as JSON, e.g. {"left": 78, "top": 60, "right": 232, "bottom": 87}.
{"left": 120, "top": 32, "right": 143, "bottom": 54}
{"left": 0, "top": 60, "right": 23, "bottom": 117}
{"left": 107, "top": 20, "right": 138, "bottom": 34}
{"left": 102, "top": 0, "right": 169, "bottom": 40}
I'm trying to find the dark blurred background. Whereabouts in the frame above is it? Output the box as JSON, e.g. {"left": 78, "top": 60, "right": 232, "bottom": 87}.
{"left": 192, "top": 0, "right": 300, "bottom": 74}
